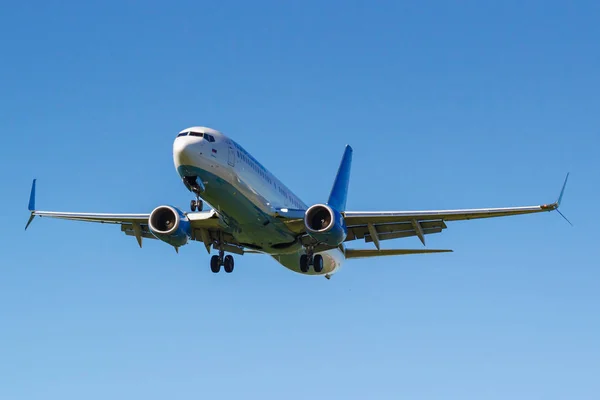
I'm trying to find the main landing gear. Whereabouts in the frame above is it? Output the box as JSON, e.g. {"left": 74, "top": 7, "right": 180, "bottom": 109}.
{"left": 299, "top": 248, "right": 324, "bottom": 274}
{"left": 190, "top": 198, "right": 203, "bottom": 212}
{"left": 210, "top": 250, "right": 235, "bottom": 273}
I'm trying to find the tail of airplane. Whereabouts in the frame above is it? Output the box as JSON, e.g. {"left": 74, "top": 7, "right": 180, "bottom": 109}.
{"left": 327, "top": 145, "right": 353, "bottom": 212}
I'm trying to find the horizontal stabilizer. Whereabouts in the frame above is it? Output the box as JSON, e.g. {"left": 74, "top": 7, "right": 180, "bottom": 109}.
{"left": 345, "top": 248, "right": 452, "bottom": 259}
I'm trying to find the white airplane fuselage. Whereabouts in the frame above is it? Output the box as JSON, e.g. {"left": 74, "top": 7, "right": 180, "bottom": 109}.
{"left": 173, "top": 126, "right": 344, "bottom": 276}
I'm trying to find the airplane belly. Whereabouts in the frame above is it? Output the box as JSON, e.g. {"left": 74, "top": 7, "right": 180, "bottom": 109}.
{"left": 177, "top": 164, "right": 297, "bottom": 247}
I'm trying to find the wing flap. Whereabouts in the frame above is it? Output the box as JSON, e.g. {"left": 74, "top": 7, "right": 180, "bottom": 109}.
{"left": 347, "top": 220, "right": 446, "bottom": 240}
{"left": 364, "top": 227, "right": 444, "bottom": 243}
{"left": 121, "top": 223, "right": 156, "bottom": 240}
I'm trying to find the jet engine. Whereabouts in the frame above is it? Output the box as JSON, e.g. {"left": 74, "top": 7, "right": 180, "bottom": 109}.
{"left": 148, "top": 205, "right": 191, "bottom": 247}
{"left": 304, "top": 204, "right": 347, "bottom": 246}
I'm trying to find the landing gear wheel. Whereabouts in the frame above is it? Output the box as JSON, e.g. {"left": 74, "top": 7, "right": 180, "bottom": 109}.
{"left": 210, "top": 255, "right": 220, "bottom": 273}
{"left": 299, "top": 254, "right": 309, "bottom": 273}
{"left": 224, "top": 255, "right": 234, "bottom": 273}
{"left": 313, "top": 254, "right": 324, "bottom": 273}
{"left": 190, "top": 199, "right": 203, "bottom": 212}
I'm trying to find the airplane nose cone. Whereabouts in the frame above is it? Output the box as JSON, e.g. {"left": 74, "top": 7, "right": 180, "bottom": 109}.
{"left": 173, "top": 138, "right": 194, "bottom": 167}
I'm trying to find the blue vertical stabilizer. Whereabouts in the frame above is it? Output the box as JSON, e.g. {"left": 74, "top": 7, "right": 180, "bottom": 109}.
{"left": 28, "top": 179, "right": 36, "bottom": 211}
{"left": 327, "top": 145, "right": 353, "bottom": 212}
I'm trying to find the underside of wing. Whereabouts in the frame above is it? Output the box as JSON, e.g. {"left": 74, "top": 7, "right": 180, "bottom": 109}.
{"left": 346, "top": 219, "right": 447, "bottom": 246}
{"left": 342, "top": 204, "right": 556, "bottom": 248}
{"left": 272, "top": 174, "right": 569, "bottom": 251}
{"left": 342, "top": 174, "right": 569, "bottom": 248}
{"left": 25, "top": 180, "right": 242, "bottom": 251}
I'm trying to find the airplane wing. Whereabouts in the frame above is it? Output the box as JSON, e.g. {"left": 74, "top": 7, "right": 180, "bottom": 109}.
{"left": 343, "top": 174, "right": 570, "bottom": 249}
{"left": 25, "top": 180, "right": 234, "bottom": 252}
{"left": 276, "top": 175, "right": 570, "bottom": 249}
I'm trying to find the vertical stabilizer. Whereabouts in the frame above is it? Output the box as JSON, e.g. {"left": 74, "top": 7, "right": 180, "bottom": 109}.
{"left": 327, "top": 145, "right": 353, "bottom": 212}
{"left": 28, "top": 179, "right": 36, "bottom": 211}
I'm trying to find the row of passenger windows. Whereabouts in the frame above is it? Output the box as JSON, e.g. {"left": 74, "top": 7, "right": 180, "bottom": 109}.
{"left": 177, "top": 131, "right": 216, "bottom": 142}
{"left": 237, "top": 150, "right": 273, "bottom": 185}
{"left": 279, "top": 187, "right": 302, "bottom": 208}
{"left": 234, "top": 144, "right": 302, "bottom": 208}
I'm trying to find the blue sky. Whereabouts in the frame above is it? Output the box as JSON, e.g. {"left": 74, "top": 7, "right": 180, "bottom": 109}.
{"left": 1, "top": 1, "right": 599, "bottom": 399}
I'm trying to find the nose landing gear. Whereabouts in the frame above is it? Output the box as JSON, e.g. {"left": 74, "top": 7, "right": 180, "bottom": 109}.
{"left": 184, "top": 176, "right": 204, "bottom": 212}
{"left": 190, "top": 198, "right": 203, "bottom": 212}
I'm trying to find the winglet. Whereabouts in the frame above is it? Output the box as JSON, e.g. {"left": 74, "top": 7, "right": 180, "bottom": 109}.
{"left": 327, "top": 145, "right": 353, "bottom": 212}
{"left": 25, "top": 179, "right": 37, "bottom": 230}
{"left": 541, "top": 173, "right": 570, "bottom": 211}
{"left": 557, "top": 172, "right": 569, "bottom": 207}
{"left": 555, "top": 173, "right": 572, "bottom": 225}
{"left": 540, "top": 173, "right": 572, "bottom": 225}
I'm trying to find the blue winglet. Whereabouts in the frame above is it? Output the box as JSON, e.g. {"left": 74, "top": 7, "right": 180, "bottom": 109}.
{"left": 28, "top": 179, "right": 36, "bottom": 211}
{"left": 25, "top": 179, "right": 37, "bottom": 230}
{"left": 327, "top": 145, "right": 353, "bottom": 212}
{"left": 554, "top": 173, "right": 572, "bottom": 226}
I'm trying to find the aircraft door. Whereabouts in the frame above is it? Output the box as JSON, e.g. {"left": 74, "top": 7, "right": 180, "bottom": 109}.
{"left": 228, "top": 146, "right": 236, "bottom": 167}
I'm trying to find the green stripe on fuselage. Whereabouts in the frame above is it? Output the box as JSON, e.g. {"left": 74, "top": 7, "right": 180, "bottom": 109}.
{"left": 177, "top": 165, "right": 299, "bottom": 253}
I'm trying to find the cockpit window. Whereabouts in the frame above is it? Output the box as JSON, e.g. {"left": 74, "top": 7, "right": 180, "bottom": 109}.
{"left": 177, "top": 132, "right": 188, "bottom": 137}
{"left": 205, "top": 134, "right": 215, "bottom": 142}
{"left": 189, "top": 132, "right": 204, "bottom": 137}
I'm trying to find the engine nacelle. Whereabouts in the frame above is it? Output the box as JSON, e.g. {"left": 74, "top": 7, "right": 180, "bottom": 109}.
{"left": 148, "top": 205, "right": 191, "bottom": 247}
{"left": 304, "top": 204, "right": 347, "bottom": 246}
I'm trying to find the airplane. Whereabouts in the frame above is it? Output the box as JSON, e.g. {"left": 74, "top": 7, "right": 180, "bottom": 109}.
{"left": 25, "top": 126, "right": 570, "bottom": 279}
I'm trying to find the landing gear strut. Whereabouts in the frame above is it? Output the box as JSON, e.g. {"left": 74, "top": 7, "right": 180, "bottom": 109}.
{"left": 299, "top": 248, "right": 324, "bottom": 273}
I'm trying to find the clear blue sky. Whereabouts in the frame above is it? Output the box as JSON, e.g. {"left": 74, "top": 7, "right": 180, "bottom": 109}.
{"left": 1, "top": 1, "right": 599, "bottom": 399}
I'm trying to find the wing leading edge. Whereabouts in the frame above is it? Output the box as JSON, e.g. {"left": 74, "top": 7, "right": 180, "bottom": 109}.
{"left": 25, "top": 179, "right": 150, "bottom": 229}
